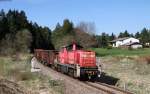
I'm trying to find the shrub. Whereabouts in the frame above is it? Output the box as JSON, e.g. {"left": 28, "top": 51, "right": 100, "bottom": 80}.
{"left": 0, "top": 29, "right": 32, "bottom": 56}
{"left": 106, "top": 46, "right": 112, "bottom": 49}
{"left": 145, "top": 56, "right": 150, "bottom": 64}
{"left": 6, "top": 67, "right": 35, "bottom": 81}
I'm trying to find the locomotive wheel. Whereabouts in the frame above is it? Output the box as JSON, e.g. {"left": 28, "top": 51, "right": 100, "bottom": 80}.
{"left": 73, "top": 70, "right": 77, "bottom": 78}
{"left": 51, "top": 64, "right": 55, "bottom": 70}
{"left": 68, "top": 68, "right": 74, "bottom": 77}
{"left": 47, "top": 64, "right": 51, "bottom": 67}
{"left": 90, "top": 75, "right": 97, "bottom": 82}
{"left": 60, "top": 66, "right": 64, "bottom": 73}
{"left": 41, "top": 61, "right": 45, "bottom": 65}
{"left": 79, "top": 74, "right": 88, "bottom": 81}
{"left": 44, "top": 61, "right": 48, "bottom": 66}
{"left": 57, "top": 65, "right": 61, "bottom": 72}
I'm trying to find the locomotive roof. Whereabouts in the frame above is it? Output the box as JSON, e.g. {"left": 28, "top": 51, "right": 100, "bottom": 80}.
{"left": 62, "top": 43, "right": 83, "bottom": 50}
{"left": 68, "top": 44, "right": 83, "bottom": 48}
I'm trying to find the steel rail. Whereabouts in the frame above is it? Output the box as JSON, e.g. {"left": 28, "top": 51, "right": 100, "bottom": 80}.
{"left": 84, "top": 81, "right": 134, "bottom": 94}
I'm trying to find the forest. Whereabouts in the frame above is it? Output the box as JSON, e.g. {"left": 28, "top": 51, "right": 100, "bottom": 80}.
{"left": 0, "top": 9, "right": 150, "bottom": 55}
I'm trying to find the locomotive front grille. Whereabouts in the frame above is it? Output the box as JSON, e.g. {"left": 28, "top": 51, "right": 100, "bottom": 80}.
{"left": 80, "top": 67, "right": 98, "bottom": 76}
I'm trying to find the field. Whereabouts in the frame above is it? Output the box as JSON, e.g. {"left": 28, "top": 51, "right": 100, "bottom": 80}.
{"left": 90, "top": 48, "right": 150, "bottom": 57}
{"left": 90, "top": 48, "right": 150, "bottom": 94}
{"left": 0, "top": 55, "right": 64, "bottom": 94}
{"left": 1, "top": 48, "right": 150, "bottom": 94}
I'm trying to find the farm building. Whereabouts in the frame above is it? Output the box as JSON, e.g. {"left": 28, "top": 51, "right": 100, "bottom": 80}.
{"left": 110, "top": 37, "right": 142, "bottom": 49}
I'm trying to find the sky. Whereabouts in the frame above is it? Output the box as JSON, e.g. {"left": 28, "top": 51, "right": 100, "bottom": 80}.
{"left": 0, "top": 0, "right": 150, "bottom": 35}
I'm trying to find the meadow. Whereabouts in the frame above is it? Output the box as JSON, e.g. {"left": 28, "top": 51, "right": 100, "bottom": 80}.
{"left": 91, "top": 47, "right": 150, "bottom": 94}
{"left": 90, "top": 48, "right": 150, "bottom": 57}
{"left": 0, "top": 55, "right": 64, "bottom": 94}
{"left": 101, "top": 56, "right": 150, "bottom": 94}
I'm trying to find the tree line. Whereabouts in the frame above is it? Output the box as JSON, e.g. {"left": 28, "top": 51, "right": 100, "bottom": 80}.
{"left": 96, "top": 28, "right": 150, "bottom": 48}
{"left": 0, "top": 9, "right": 150, "bottom": 55}
{"left": 52, "top": 20, "right": 97, "bottom": 49}
{"left": 0, "top": 9, "right": 54, "bottom": 55}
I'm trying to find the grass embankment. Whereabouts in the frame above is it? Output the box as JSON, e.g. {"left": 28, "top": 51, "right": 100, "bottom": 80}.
{"left": 0, "top": 54, "right": 64, "bottom": 94}
{"left": 91, "top": 48, "right": 150, "bottom": 94}
{"left": 101, "top": 56, "right": 150, "bottom": 94}
{"left": 90, "top": 48, "right": 150, "bottom": 57}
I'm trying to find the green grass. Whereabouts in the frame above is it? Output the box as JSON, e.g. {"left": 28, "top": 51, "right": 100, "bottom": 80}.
{"left": 90, "top": 48, "right": 150, "bottom": 57}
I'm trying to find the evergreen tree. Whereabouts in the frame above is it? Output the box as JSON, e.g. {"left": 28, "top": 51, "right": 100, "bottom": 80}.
{"left": 62, "top": 19, "right": 73, "bottom": 34}
{"left": 123, "top": 30, "right": 130, "bottom": 37}
{"left": 101, "top": 32, "right": 108, "bottom": 47}
{"left": 54, "top": 23, "right": 61, "bottom": 32}
{"left": 95, "top": 35, "right": 101, "bottom": 47}
{"left": 0, "top": 9, "right": 54, "bottom": 54}
{"left": 141, "top": 28, "right": 149, "bottom": 45}
{"left": 118, "top": 30, "right": 130, "bottom": 38}
{"left": 109, "top": 33, "right": 115, "bottom": 41}
{"left": 118, "top": 32, "right": 124, "bottom": 38}
{"left": 52, "top": 19, "right": 75, "bottom": 49}
{"left": 130, "top": 33, "right": 134, "bottom": 37}
{"left": 135, "top": 32, "right": 140, "bottom": 39}
{"left": 0, "top": 10, "right": 9, "bottom": 40}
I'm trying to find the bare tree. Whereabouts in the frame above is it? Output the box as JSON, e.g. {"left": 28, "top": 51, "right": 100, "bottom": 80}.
{"left": 76, "top": 21, "right": 96, "bottom": 35}
{"left": 75, "top": 22, "right": 97, "bottom": 48}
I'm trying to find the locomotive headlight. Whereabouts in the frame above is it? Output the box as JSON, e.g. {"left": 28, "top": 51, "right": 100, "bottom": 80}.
{"left": 98, "top": 74, "right": 101, "bottom": 78}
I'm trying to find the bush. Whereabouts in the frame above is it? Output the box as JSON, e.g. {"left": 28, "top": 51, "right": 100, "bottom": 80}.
{"left": 0, "top": 29, "right": 32, "bottom": 56}
{"left": 145, "top": 56, "right": 150, "bottom": 64}
{"left": 106, "top": 46, "right": 112, "bottom": 49}
{"left": 6, "top": 65, "right": 35, "bottom": 81}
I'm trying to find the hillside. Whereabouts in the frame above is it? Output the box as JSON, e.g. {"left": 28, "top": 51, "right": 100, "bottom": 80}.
{"left": 0, "top": 10, "right": 54, "bottom": 55}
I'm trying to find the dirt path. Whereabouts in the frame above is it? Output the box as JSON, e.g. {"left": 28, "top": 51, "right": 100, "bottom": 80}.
{"left": 35, "top": 61, "right": 108, "bottom": 94}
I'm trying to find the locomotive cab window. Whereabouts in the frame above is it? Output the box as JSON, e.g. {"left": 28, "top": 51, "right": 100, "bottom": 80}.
{"left": 64, "top": 43, "right": 83, "bottom": 51}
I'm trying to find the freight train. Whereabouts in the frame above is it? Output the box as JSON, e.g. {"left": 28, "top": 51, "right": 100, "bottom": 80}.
{"left": 34, "top": 43, "right": 101, "bottom": 80}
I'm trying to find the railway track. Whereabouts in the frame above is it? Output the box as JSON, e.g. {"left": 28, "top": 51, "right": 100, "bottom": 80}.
{"left": 84, "top": 81, "right": 134, "bottom": 94}
{"left": 36, "top": 59, "right": 134, "bottom": 94}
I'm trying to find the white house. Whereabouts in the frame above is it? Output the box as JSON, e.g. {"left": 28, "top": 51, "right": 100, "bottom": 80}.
{"left": 111, "top": 37, "right": 142, "bottom": 49}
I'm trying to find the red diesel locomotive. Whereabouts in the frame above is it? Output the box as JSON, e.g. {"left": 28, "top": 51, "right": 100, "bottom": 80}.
{"left": 34, "top": 43, "right": 101, "bottom": 80}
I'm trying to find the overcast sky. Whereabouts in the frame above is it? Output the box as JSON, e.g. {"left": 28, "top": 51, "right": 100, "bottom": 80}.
{"left": 0, "top": 0, "right": 150, "bottom": 35}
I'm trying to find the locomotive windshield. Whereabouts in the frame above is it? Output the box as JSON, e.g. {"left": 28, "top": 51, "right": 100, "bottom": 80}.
{"left": 64, "top": 43, "right": 83, "bottom": 50}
